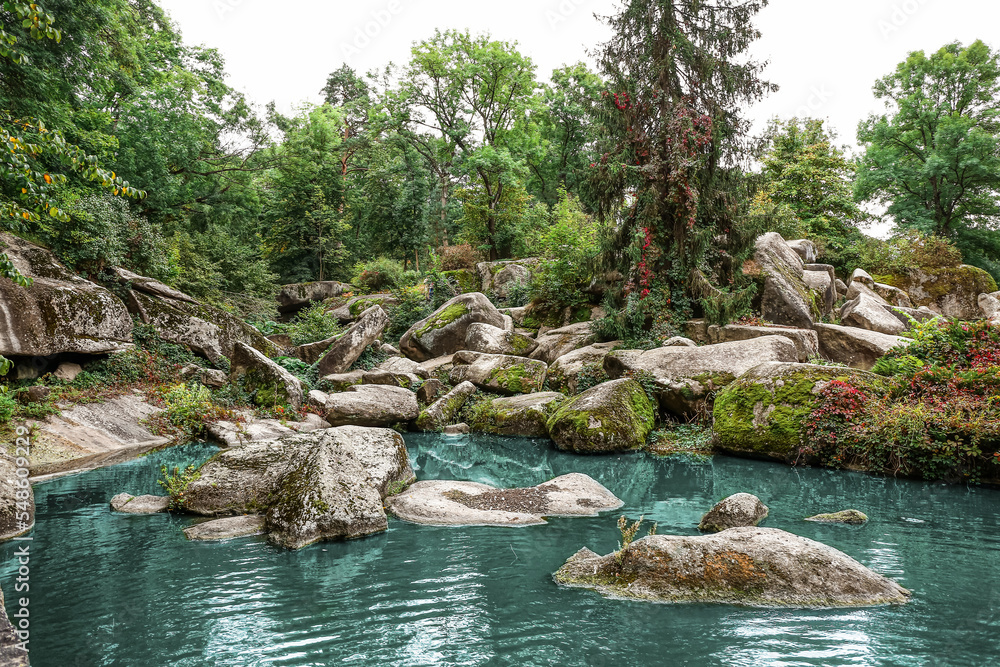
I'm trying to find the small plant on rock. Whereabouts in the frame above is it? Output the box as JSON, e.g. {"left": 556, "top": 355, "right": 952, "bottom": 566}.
{"left": 158, "top": 465, "right": 201, "bottom": 511}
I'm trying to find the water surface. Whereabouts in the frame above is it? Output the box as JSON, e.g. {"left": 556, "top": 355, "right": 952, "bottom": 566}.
{"left": 4, "top": 434, "right": 999, "bottom": 666}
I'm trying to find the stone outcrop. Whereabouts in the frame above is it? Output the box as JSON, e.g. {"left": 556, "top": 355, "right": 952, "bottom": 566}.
{"left": 546, "top": 379, "right": 654, "bottom": 454}
{"left": 546, "top": 342, "right": 619, "bottom": 394}
{"left": 449, "top": 351, "right": 548, "bottom": 395}
{"left": 0, "top": 232, "right": 133, "bottom": 357}
{"left": 386, "top": 473, "right": 622, "bottom": 526}
{"left": 879, "top": 266, "right": 997, "bottom": 320}
{"left": 698, "top": 493, "right": 769, "bottom": 532}
{"left": 529, "top": 322, "right": 597, "bottom": 365}
{"left": 841, "top": 293, "right": 907, "bottom": 336}
{"left": 713, "top": 362, "right": 876, "bottom": 462}
{"left": 416, "top": 381, "right": 477, "bottom": 431}
{"left": 813, "top": 323, "right": 910, "bottom": 370}
{"left": 324, "top": 385, "right": 419, "bottom": 427}
{"left": 706, "top": 325, "right": 818, "bottom": 364}
{"left": 0, "top": 453, "right": 32, "bottom": 540}
{"left": 184, "top": 515, "right": 266, "bottom": 541}
{"left": 400, "top": 293, "right": 506, "bottom": 362}
{"left": 317, "top": 305, "right": 390, "bottom": 375}
{"left": 110, "top": 493, "right": 170, "bottom": 514}
{"left": 277, "top": 281, "right": 351, "bottom": 314}
{"left": 184, "top": 427, "right": 415, "bottom": 549}
{"left": 754, "top": 232, "right": 815, "bottom": 329}
{"left": 553, "top": 527, "right": 911, "bottom": 607}
{"left": 468, "top": 392, "right": 566, "bottom": 438}
{"left": 464, "top": 322, "right": 537, "bottom": 357}
{"left": 230, "top": 342, "right": 305, "bottom": 411}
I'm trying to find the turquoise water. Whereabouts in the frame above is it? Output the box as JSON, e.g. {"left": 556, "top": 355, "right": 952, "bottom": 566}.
{"left": 4, "top": 433, "right": 1000, "bottom": 666}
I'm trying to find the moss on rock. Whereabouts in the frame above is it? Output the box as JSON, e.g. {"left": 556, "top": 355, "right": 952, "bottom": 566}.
{"left": 546, "top": 379, "right": 655, "bottom": 454}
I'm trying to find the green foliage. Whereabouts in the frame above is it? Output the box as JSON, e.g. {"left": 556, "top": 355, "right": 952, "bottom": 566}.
{"left": 268, "top": 302, "right": 343, "bottom": 347}
{"left": 275, "top": 357, "right": 318, "bottom": 390}
{"left": 157, "top": 465, "right": 201, "bottom": 511}
{"left": 352, "top": 256, "right": 412, "bottom": 294}
{"left": 0, "top": 392, "right": 16, "bottom": 424}
{"left": 153, "top": 382, "right": 226, "bottom": 438}
{"left": 349, "top": 344, "right": 391, "bottom": 372}
{"left": 647, "top": 422, "right": 714, "bottom": 459}
{"left": 385, "top": 285, "right": 434, "bottom": 342}
{"left": 528, "top": 190, "right": 601, "bottom": 314}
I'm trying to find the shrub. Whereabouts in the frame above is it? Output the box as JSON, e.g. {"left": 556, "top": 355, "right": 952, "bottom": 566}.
{"left": 271, "top": 302, "right": 343, "bottom": 346}
{"left": 152, "top": 383, "right": 228, "bottom": 438}
{"left": 352, "top": 257, "right": 410, "bottom": 294}
{"left": 437, "top": 244, "right": 479, "bottom": 271}
{"left": 0, "top": 392, "right": 16, "bottom": 424}
{"left": 275, "top": 356, "right": 318, "bottom": 389}
{"left": 385, "top": 285, "right": 434, "bottom": 341}
{"left": 158, "top": 465, "right": 201, "bottom": 511}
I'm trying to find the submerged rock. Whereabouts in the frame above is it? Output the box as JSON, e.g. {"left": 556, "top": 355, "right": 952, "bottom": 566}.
{"left": 184, "top": 515, "right": 266, "bottom": 541}
{"left": 400, "top": 293, "right": 506, "bottom": 362}
{"left": 805, "top": 510, "right": 869, "bottom": 525}
{"left": 546, "top": 379, "right": 654, "bottom": 454}
{"left": 554, "top": 527, "right": 911, "bottom": 607}
{"left": 110, "top": 493, "right": 170, "bottom": 514}
{"left": 698, "top": 493, "right": 769, "bottom": 532}
{"left": 386, "top": 473, "right": 622, "bottom": 526}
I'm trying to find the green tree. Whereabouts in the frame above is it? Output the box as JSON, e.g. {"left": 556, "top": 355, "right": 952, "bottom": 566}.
{"left": 592, "top": 0, "right": 775, "bottom": 332}
{"left": 856, "top": 40, "right": 1000, "bottom": 277}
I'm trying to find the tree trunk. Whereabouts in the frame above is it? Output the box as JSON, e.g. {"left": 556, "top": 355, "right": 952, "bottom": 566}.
{"left": 439, "top": 173, "right": 449, "bottom": 247}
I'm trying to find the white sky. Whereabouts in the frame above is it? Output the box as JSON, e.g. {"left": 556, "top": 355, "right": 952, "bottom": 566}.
{"left": 158, "top": 0, "right": 998, "bottom": 235}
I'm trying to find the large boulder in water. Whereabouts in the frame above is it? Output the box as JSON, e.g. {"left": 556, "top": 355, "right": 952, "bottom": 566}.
{"left": 0, "top": 233, "right": 133, "bottom": 357}
{"left": 230, "top": 342, "right": 305, "bottom": 411}
{"left": 553, "top": 527, "right": 911, "bottom": 607}
{"left": 276, "top": 281, "right": 352, "bottom": 314}
{"left": 316, "top": 305, "right": 390, "bottom": 375}
{"left": 698, "top": 493, "right": 769, "bottom": 532}
{"left": 399, "top": 293, "right": 506, "bottom": 362}
{"left": 386, "top": 473, "right": 622, "bottom": 526}
{"left": 713, "top": 362, "right": 876, "bottom": 462}
{"left": 754, "top": 232, "right": 815, "bottom": 329}
{"left": 546, "top": 379, "right": 654, "bottom": 453}
{"left": 183, "top": 427, "right": 415, "bottom": 549}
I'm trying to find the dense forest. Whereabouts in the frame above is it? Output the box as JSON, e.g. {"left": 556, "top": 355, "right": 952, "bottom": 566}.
{"left": 3, "top": 0, "right": 1000, "bottom": 344}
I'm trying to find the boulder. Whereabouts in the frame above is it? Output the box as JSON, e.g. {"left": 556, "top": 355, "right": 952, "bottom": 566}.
{"left": 476, "top": 259, "right": 539, "bottom": 299}
{"left": 754, "top": 232, "right": 815, "bottom": 328}
{"left": 877, "top": 266, "right": 997, "bottom": 320}
{"left": 416, "top": 381, "right": 477, "bottom": 431}
{"left": 380, "top": 343, "right": 401, "bottom": 356}
{"left": 706, "top": 325, "right": 818, "bottom": 363}
{"left": 872, "top": 282, "right": 914, "bottom": 309}
{"left": 184, "top": 515, "right": 266, "bottom": 541}
{"left": 318, "top": 370, "right": 365, "bottom": 393}
{"left": 206, "top": 417, "right": 296, "bottom": 448}
{"left": 464, "top": 322, "right": 537, "bottom": 357}
{"left": 53, "top": 362, "right": 83, "bottom": 382}
{"left": 417, "top": 378, "right": 446, "bottom": 404}
{"left": 805, "top": 510, "right": 869, "bottom": 525}
{"left": 277, "top": 281, "right": 351, "bottom": 314}
{"left": 553, "top": 527, "right": 911, "bottom": 607}
{"left": 0, "top": 233, "right": 133, "bottom": 357}
{"left": 546, "top": 342, "right": 619, "bottom": 394}
{"left": 546, "top": 379, "right": 654, "bottom": 454}
{"left": 184, "top": 438, "right": 299, "bottom": 516}
{"left": 0, "top": 585, "right": 28, "bottom": 666}
{"left": 0, "top": 453, "right": 32, "bottom": 540}
{"left": 845, "top": 280, "right": 890, "bottom": 305}
{"left": 882, "top": 304, "right": 940, "bottom": 328}
{"left": 230, "top": 342, "right": 305, "bottom": 411}
{"left": 663, "top": 336, "right": 698, "bottom": 348}
{"left": 264, "top": 427, "right": 415, "bottom": 549}
{"left": 786, "top": 239, "right": 818, "bottom": 264}
{"left": 324, "top": 384, "right": 419, "bottom": 427}
{"left": 327, "top": 294, "right": 399, "bottom": 323}
{"left": 418, "top": 355, "right": 455, "bottom": 375}
{"left": 361, "top": 370, "right": 421, "bottom": 389}
{"left": 814, "top": 323, "right": 910, "bottom": 370}
{"left": 376, "top": 356, "right": 430, "bottom": 379}
{"left": 698, "top": 493, "right": 769, "bottom": 532}
{"left": 850, "top": 268, "right": 875, "bottom": 288}
{"left": 179, "top": 364, "right": 228, "bottom": 388}
{"left": 17, "top": 385, "right": 49, "bottom": 404}
{"left": 400, "top": 293, "right": 506, "bottom": 362}
{"left": 444, "top": 423, "right": 470, "bottom": 435}
{"left": 713, "top": 362, "right": 876, "bottom": 462}
{"left": 605, "top": 336, "right": 800, "bottom": 417}
{"left": 386, "top": 473, "right": 622, "bottom": 526}
{"left": 288, "top": 335, "right": 339, "bottom": 365}
{"left": 803, "top": 269, "right": 836, "bottom": 315}
{"left": 449, "top": 351, "right": 548, "bottom": 395}
{"left": 979, "top": 291, "right": 1000, "bottom": 323}
{"left": 841, "top": 293, "right": 907, "bottom": 335}
{"left": 468, "top": 392, "right": 566, "bottom": 438}
{"left": 529, "top": 322, "right": 598, "bottom": 365}
{"left": 317, "top": 305, "right": 390, "bottom": 375}
{"left": 306, "top": 390, "right": 329, "bottom": 410}
{"left": 835, "top": 278, "right": 849, "bottom": 296}
{"left": 110, "top": 493, "right": 170, "bottom": 514}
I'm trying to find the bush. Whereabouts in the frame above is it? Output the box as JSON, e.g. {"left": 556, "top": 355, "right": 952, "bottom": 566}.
{"left": 385, "top": 285, "right": 434, "bottom": 342}
{"left": 269, "top": 302, "right": 343, "bottom": 346}
{"left": 352, "top": 257, "right": 411, "bottom": 294}
{"left": 152, "top": 382, "right": 229, "bottom": 438}
{"left": 158, "top": 465, "right": 201, "bottom": 511}
{"left": 529, "top": 190, "right": 602, "bottom": 315}
{"left": 0, "top": 393, "right": 16, "bottom": 424}
{"left": 437, "top": 244, "right": 479, "bottom": 271}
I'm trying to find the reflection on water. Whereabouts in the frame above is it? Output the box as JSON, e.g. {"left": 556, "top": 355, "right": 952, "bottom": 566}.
{"left": 3, "top": 434, "right": 1000, "bottom": 666}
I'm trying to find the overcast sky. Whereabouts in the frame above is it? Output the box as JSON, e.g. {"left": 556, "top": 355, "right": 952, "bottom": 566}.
{"left": 158, "top": 0, "right": 996, "bottom": 154}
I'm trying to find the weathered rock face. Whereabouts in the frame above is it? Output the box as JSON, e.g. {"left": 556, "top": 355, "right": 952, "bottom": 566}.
{"left": 0, "top": 233, "right": 133, "bottom": 357}
{"left": 605, "top": 336, "right": 800, "bottom": 417}
{"left": 813, "top": 323, "right": 910, "bottom": 370}
{"left": 205, "top": 413, "right": 330, "bottom": 448}
{"left": 754, "top": 232, "right": 815, "bottom": 329}
{"left": 265, "top": 427, "right": 415, "bottom": 549}
{"left": 786, "top": 239, "right": 819, "bottom": 264}
{"left": 872, "top": 282, "right": 914, "bottom": 309}
{"left": 317, "top": 305, "right": 390, "bottom": 376}
{"left": 468, "top": 392, "right": 566, "bottom": 438}
{"left": 327, "top": 294, "right": 399, "bottom": 323}
{"left": 324, "top": 385, "right": 420, "bottom": 427}
{"left": 185, "top": 427, "right": 414, "bottom": 549}
{"left": 698, "top": 493, "right": 769, "bottom": 532}
{"left": 0, "top": 585, "right": 28, "bottom": 666}
{"left": 706, "top": 325, "right": 819, "bottom": 364}
{"left": 230, "top": 342, "right": 305, "bottom": 411}
{"left": 546, "top": 342, "right": 619, "bottom": 394}
{"left": 449, "top": 351, "right": 548, "bottom": 395}
{"left": 841, "top": 293, "right": 907, "bottom": 335}
{"left": 529, "top": 322, "right": 598, "bottom": 365}
{"left": 553, "top": 527, "right": 911, "bottom": 607}
{"left": 0, "top": 453, "right": 32, "bottom": 540}
{"left": 416, "top": 381, "right": 477, "bottom": 431}
{"left": 979, "top": 291, "right": 1000, "bottom": 322}
{"left": 803, "top": 269, "right": 836, "bottom": 316}
{"left": 184, "top": 515, "right": 266, "bottom": 541}
{"left": 400, "top": 293, "right": 506, "bottom": 362}
{"left": 464, "top": 322, "right": 538, "bottom": 357}
{"left": 277, "top": 281, "right": 352, "bottom": 314}
{"left": 476, "top": 259, "right": 538, "bottom": 299}
{"left": 110, "top": 493, "right": 170, "bottom": 514}
{"left": 806, "top": 510, "right": 869, "bottom": 525}
{"left": 416, "top": 378, "right": 446, "bottom": 404}
{"left": 387, "top": 473, "right": 622, "bottom": 526}
{"left": 546, "top": 379, "right": 654, "bottom": 454}
{"left": 377, "top": 356, "right": 430, "bottom": 379}
{"left": 713, "top": 362, "right": 876, "bottom": 462}
{"left": 879, "top": 266, "right": 998, "bottom": 320}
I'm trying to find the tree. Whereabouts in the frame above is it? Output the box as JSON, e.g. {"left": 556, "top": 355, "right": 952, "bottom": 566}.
{"left": 591, "top": 0, "right": 775, "bottom": 332}
{"left": 856, "top": 40, "right": 1000, "bottom": 277}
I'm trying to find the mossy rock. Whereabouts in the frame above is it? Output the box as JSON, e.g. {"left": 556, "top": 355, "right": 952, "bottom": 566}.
{"left": 468, "top": 392, "right": 566, "bottom": 438}
{"left": 442, "top": 269, "right": 479, "bottom": 294}
{"left": 712, "top": 362, "right": 874, "bottom": 462}
{"left": 877, "top": 266, "right": 997, "bottom": 320}
{"left": 546, "top": 379, "right": 655, "bottom": 454}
